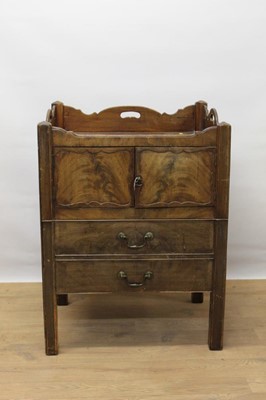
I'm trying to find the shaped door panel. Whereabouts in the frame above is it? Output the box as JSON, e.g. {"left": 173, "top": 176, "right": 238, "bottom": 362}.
{"left": 54, "top": 147, "right": 134, "bottom": 208}
{"left": 135, "top": 147, "right": 216, "bottom": 208}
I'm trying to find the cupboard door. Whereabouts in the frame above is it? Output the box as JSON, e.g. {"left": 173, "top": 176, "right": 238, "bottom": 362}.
{"left": 54, "top": 147, "right": 134, "bottom": 208}
{"left": 135, "top": 147, "right": 216, "bottom": 208}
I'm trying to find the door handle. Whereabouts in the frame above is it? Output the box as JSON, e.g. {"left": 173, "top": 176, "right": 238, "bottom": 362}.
{"left": 134, "top": 176, "right": 143, "bottom": 191}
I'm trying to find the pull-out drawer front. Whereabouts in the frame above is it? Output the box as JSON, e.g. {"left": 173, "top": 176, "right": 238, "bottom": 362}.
{"left": 55, "top": 220, "right": 214, "bottom": 255}
{"left": 56, "top": 259, "right": 213, "bottom": 293}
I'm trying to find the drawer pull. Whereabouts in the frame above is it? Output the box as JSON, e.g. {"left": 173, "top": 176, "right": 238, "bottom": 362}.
{"left": 118, "top": 231, "right": 154, "bottom": 249}
{"left": 118, "top": 270, "right": 153, "bottom": 287}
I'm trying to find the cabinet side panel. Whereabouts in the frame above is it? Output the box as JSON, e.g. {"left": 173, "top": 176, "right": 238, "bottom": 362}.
{"left": 215, "top": 123, "right": 231, "bottom": 218}
{"left": 38, "top": 122, "right": 53, "bottom": 220}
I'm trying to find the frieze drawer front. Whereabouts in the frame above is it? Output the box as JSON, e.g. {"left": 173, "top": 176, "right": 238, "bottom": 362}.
{"left": 55, "top": 220, "right": 214, "bottom": 256}
{"left": 55, "top": 259, "right": 213, "bottom": 294}
{"left": 38, "top": 101, "right": 230, "bottom": 354}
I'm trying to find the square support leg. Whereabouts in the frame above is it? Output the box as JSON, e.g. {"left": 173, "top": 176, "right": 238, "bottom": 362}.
{"left": 41, "top": 222, "right": 58, "bottom": 355}
{"left": 208, "top": 220, "right": 227, "bottom": 350}
{"left": 57, "top": 294, "right": 69, "bottom": 306}
{"left": 191, "top": 292, "right": 204, "bottom": 303}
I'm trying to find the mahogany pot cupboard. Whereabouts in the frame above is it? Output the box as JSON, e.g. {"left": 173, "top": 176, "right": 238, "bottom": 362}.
{"left": 38, "top": 101, "right": 231, "bottom": 355}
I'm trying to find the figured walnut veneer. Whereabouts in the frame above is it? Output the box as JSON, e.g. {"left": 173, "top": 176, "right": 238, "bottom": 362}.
{"left": 135, "top": 147, "right": 216, "bottom": 207}
{"left": 54, "top": 147, "right": 134, "bottom": 208}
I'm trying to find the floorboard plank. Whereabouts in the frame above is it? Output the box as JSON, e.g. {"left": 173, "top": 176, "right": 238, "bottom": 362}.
{"left": 0, "top": 280, "right": 265, "bottom": 399}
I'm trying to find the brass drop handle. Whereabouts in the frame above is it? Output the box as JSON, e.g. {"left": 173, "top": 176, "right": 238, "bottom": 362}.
{"left": 207, "top": 108, "right": 219, "bottom": 125}
{"left": 118, "top": 231, "right": 154, "bottom": 249}
{"left": 118, "top": 270, "right": 153, "bottom": 287}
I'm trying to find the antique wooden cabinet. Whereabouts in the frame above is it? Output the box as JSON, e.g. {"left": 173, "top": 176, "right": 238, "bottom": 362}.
{"left": 38, "top": 101, "right": 230, "bottom": 355}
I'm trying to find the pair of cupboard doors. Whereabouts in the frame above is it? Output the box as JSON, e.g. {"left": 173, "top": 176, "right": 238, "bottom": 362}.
{"left": 54, "top": 146, "right": 215, "bottom": 210}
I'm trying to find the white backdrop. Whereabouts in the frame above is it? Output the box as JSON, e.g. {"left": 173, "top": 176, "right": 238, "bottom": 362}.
{"left": 0, "top": 0, "right": 265, "bottom": 281}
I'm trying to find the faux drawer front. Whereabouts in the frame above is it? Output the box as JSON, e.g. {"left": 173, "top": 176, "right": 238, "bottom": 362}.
{"left": 55, "top": 220, "right": 214, "bottom": 255}
{"left": 55, "top": 259, "right": 213, "bottom": 293}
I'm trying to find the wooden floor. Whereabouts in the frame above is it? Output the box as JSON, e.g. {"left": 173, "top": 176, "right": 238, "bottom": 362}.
{"left": 0, "top": 281, "right": 266, "bottom": 399}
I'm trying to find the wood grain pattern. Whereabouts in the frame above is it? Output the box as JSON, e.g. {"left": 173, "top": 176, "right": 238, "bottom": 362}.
{"left": 52, "top": 126, "right": 218, "bottom": 147}
{"left": 54, "top": 206, "right": 215, "bottom": 220}
{"left": 40, "top": 222, "right": 58, "bottom": 355}
{"left": 38, "top": 122, "right": 58, "bottom": 355}
{"left": 208, "top": 220, "right": 228, "bottom": 350}
{"left": 195, "top": 101, "right": 208, "bottom": 130}
{"left": 38, "top": 101, "right": 230, "bottom": 354}
{"left": 54, "top": 147, "right": 134, "bottom": 208}
{"left": 54, "top": 220, "right": 214, "bottom": 255}
{"left": 52, "top": 101, "right": 64, "bottom": 128}
{"left": 62, "top": 104, "right": 196, "bottom": 132}
{"left": 38, "top": 122, "right": 53, "bottom": 220}
{"left": 215, "top": 123, "right": 231, "bottom": 218}
{"left": 2, "top": 281, "right": 266, "bottom": 400}
{"left": 135, "top": 147, "right": 216, "bottom": 208}
{"left": 55, "top": 259, "right": 213, "bottom": 293}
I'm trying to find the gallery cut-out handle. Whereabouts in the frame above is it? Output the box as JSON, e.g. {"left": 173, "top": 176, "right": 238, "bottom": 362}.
{"left": 120, "top": 111, "right": 141, "bottom": 119}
